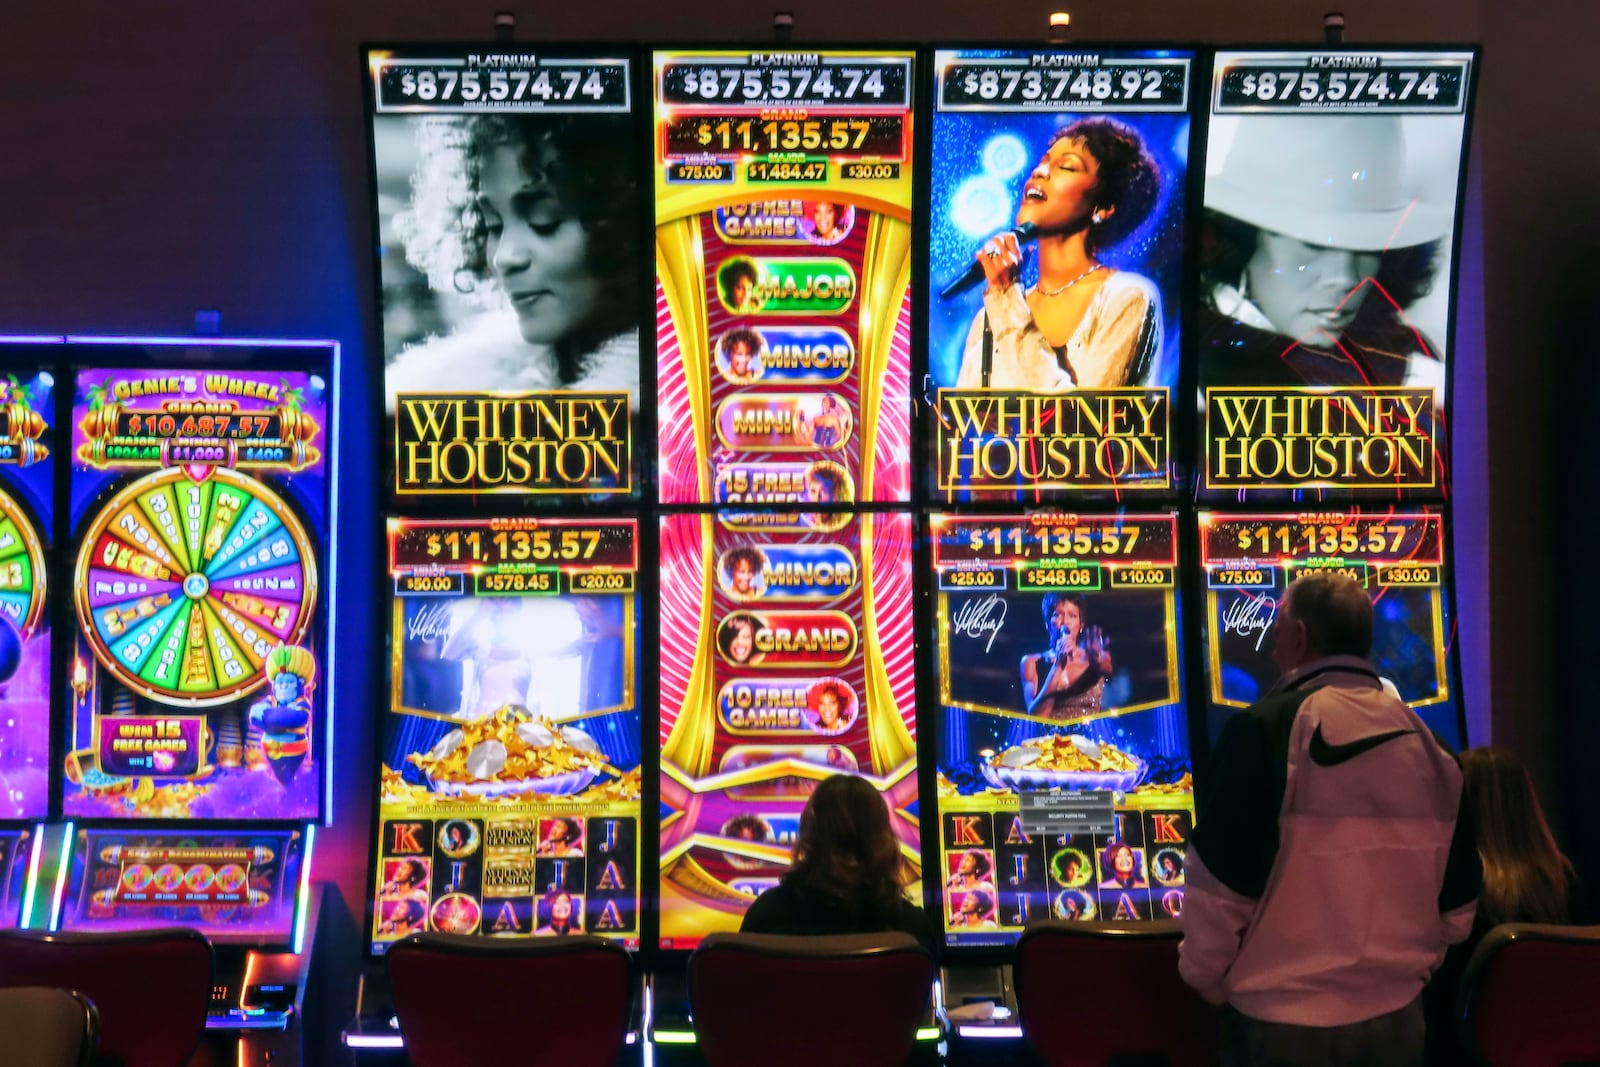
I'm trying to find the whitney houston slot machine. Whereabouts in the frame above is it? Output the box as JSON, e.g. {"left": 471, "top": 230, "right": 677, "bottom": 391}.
{"left": 650, "top": 45, "right": 939, "bottom": 1057}
{"left": 347, "top": 43, "right": 650, "bottom": 1061}
{"left": 1190, "top": 47, "right": 1477, "bottom": 756}
{"left": 921, "top": 44, "right": 1201, "bottom": 1056}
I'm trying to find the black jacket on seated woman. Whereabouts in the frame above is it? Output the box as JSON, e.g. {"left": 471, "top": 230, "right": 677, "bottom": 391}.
{"left": 740, "top": 774, "right": 935, "bottom": 950}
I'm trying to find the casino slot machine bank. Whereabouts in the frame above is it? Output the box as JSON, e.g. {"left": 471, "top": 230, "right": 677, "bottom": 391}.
{"left": 7, "top": 335, "right": 342, "bottom": 1067}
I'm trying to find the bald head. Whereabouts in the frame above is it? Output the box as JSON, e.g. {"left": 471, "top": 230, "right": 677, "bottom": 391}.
{"left": 1272, "top": 572, "right": 1373, "bottom": 672}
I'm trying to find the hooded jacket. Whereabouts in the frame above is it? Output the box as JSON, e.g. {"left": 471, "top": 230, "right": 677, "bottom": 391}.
{"left": 1178, "top": 656, "right": 1481, "bottom": 1027}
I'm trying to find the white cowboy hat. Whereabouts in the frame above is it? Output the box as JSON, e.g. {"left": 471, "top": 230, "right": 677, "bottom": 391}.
{"left": 1206, "top": 114, "right": 1453, "bottom": 251}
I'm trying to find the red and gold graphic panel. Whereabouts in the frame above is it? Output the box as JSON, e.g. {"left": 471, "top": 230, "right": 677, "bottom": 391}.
{"left": 653, "top": 50, "right": 915, "bottom": 504}
{"left": 658, "top": 510, "right": 919, "bottom": 947}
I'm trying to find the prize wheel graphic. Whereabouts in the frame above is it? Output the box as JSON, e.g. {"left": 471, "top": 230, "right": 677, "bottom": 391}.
{"left": 75, "top": 467, "right": 318, "bottom": 706}
{"left": 0, "top": 486, "right": 46, "bottom": 638}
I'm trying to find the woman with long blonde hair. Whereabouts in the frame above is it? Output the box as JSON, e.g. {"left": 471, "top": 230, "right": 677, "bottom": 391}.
{"left": 1463, "top": 746, "right": 1581, "bottom": 925}
{"left": 1426, "top": 747, "right": 1585, "bottom": 1065}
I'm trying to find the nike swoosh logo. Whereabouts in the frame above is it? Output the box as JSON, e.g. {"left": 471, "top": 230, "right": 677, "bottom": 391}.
{"left": 1308, "top": 724, "right": 1413, "bottom": 767}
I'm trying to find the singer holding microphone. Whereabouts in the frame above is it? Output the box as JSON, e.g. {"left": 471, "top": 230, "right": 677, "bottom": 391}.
{"left": 1022, "top": 593, "right": 1113, "bottom": 720}
{"left": 955, "top": 118, "right": 1163, "bottom": 391}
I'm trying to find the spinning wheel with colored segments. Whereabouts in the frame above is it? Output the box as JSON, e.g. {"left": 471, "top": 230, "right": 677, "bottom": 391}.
{"left": 74, "top": 466, "right": 318, "bottom": 706}
{"left": 0, "top": 486, "right": 46, "bottom": 638}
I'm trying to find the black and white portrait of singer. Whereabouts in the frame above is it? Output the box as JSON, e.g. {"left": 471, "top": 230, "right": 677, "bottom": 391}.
{"left": 375, "top": 113, "right": 642, "bottom": 413}
{"left": 1198, "top": 113, "right": 1461, "bottom": 401}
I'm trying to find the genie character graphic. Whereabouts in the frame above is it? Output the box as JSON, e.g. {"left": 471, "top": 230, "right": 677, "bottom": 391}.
{"left": 249, "top": 644, "right": 315, "bottom": 785}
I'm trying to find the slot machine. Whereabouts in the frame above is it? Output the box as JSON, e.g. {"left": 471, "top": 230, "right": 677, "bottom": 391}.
{"left": 0, "top": 338, "right": 62, "bottom": 933}
{"left": 649, "top": 46, "right": 938, "bottom": 1058}
{"left": 50, "top": 336, "right": 339, "bottom": 1066}
{"left": 1191, "top": 48, "right": 1477, "bottom": 754}
{"left": 921, "top": 45, "right": 1200, "bottom": 1060}
{"left": 346, "top": 43, "right": 650, "bottom": 1061}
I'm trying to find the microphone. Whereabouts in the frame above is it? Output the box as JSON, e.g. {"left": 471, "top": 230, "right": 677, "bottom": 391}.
{"left": 939, "top": 222, "right": 1038, "bottom": 299}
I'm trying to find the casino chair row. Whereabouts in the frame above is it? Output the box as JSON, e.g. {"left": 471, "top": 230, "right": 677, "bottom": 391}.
{"left": 0, "top": 920, "right": 1591, "bottom": 1066}
{"left": 381, "top": 919, "right": 1600, "bottom": 1067}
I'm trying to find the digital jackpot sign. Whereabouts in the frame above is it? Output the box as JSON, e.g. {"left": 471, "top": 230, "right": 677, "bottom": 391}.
{"left": 930, "top": 512, "right": 1192, "bottom": 940}
{"left": 373, "top": 517, "right": 641, "bottom": 951}
{"left": 55, "top": 826, "right": 308, "bottom": 944}
{"left": 0, "top": 361, "right": 55, "bottom": 821}
{"left": 928, "top": 49, "right": 1194, "bottom": 500}
{"left": 1197, "top": 50, "right": 1473, "bottom": 496}
{"left": 366, "top": 47, "right": 643, "bottom": 499}
{"left": 64, "top": 366, "right": 331, "bottom": 821}
{"left": 653, "top": 50, "right": 915, "bottom": 504}
{"left": 659, "top": 511, "right": 919, "bottom": 946}
{"left": 1197, "top": 510, "right": 1459, "bottom": 747}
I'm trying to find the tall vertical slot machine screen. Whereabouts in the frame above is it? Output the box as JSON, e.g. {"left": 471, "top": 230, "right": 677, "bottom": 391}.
{"left": 1195, "top": 50, "right": 1474, "bottom": 499}
{"left": 924, "top": 48, "right": 1198, "bottom": 944}
{"left": 0, "top": 343, "right": 58, "bottom": 929}
{"left": 365, "top": 46, "right": 645, "bottom": 951}
{"left": 654, "top": 48, "right": 920, "bottom": 947}
{"left": 55, "top": 341, "right": 333, "bottom": 945}
{"left": 371, "top": 46, "right": 643, "bottom": 500}
{"left": 927, "top": 49, "right": 1193, "bottom": 503}
{"left": 374, "top": 517, "right": 641, "bottom": 947}
{"left": 1191, "top": 48, "right": 1474, "bottom": 753}
{"left": 653, "top": 49, "right": 915, "bottom": 507}
{"left": 0, "top": 352, "right": 55, "bottom": 824}
{"left": 930, "top": 513, "right": 1192, "bottom": 937}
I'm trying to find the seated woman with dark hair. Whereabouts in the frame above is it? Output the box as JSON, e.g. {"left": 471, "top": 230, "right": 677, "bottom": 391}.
{"left": 741, "top": 774, "right": 932, "bottom": 947}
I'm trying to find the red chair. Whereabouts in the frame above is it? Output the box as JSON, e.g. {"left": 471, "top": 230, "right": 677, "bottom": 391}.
{"left": 0, "top": 928, "right": 211, "bottom": 1067}
{"left": 387, "top": 933, "right": 632, "bottom": 1067}
{"left": 1457, "top": 922, "right": 1600, "bottom": 1066}
{"left": 688, "top": 932, "right": 934, "bottom": 1067}
{"left": 1016, "top": 920, "right": 1217, "bottom": 1067}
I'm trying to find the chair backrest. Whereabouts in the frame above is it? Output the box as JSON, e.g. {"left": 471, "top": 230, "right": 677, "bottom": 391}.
{"left": 1458, "top": 922, "right": 1600, "bottom": 1067}
{"left": 0, "top": 987, "right": 98, "bottom": 1067}
{"left": 0, "top": 929, "right": 211, "bottom": 1067}
{"left": 387, "top": 933, "right": 633, "bottom": 1067}
{"left": 1016, "top": 920, "right": 1217, "bottom": 1067}
{"left": 688, "top": 932, "right": 934, "bottom": 1067}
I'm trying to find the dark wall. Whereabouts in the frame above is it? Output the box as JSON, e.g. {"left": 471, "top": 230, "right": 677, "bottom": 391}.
{"left": 3, "top": 0, "right": 1587, "bottom": 1058}
{"left": 1474, "top": 0, "right": 1600, "bottom": 914}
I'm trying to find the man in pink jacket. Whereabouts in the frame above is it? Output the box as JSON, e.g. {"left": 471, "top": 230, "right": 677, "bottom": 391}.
{"left": 1179, "top": 572, "right": 1480, "bottom": 1067}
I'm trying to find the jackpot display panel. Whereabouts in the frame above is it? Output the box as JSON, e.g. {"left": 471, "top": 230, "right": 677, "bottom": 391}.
{"left": 365, "top": 46, "right": 644, "bottom": 500}
{"left": 653, "top": 49, "right": 916, "bottom": 505}
{"left": 0, "top": 353, "right": 56, "bottom": 822}
{"left": 927, "top": 48, "right": 1194, "bottom": 501}
{"left": 54, "top": 825, "right": 311, "bottom": 944}
{"left": 371, "top": 517, "right": 641, "bottom": 951}
{"left": 659, "top": 510, "right": 920, "bottom": 947}
{"left": 63, "top": 359, "right": 333, "bottom": 821}
{"left": 1196, "top": 510, "right": 1461, "bottom": 747}
{"left": 1196, "top": 49, "right": 1474, "bottom": 498}
{"left": 930, "top": 513, "right": 1192, "bottom": 941}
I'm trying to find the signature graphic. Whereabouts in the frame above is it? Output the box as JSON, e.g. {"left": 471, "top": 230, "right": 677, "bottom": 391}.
{"left": 1223, "top": 594, "right": 1277, "bottom": 652}
{"left": 407, "top": 602, "right": 454, "bottom": 643}
{"left": 952, "top": 594, "right": 1008, "bottom": 653}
